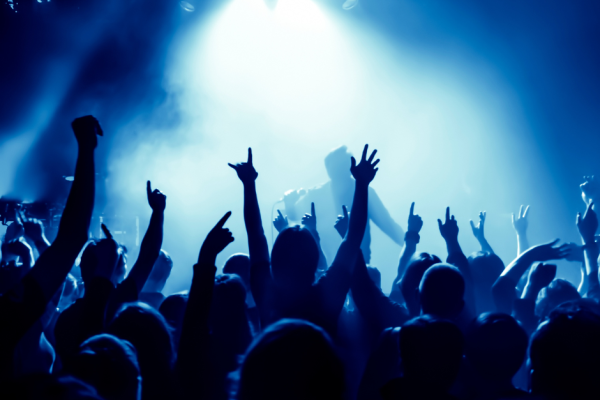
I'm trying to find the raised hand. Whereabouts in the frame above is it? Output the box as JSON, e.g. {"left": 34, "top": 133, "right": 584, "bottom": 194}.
{"left": 438, "top": 207, "right": 459, "bottom": 241}
{"left": 350, "top": 145, "right": 379, "bottom": 185}
{"left": 147, "top": 181, "right": 166, "bottom": 212}
{"left": 526, "top": 239, "right": 571, "bottom": 262}
{"left": 469, "top": 211, "right": 486, "bottom": 241}
{"left": 512, "top": 205, "right": 529, "bottom": 236}
{"left": 228, "top": 148, "right": 258, "bottom": 184}
{"left": 71, "top": 115, "right": 103, "bottom": 150}
{"left": 581, "top": 175, "right": 599, "bottom": 205}
{"left": 407, "top": 202, "right": 423, "bottom": 233}
{"left": 273, "top": 210, "right": 289, "bottom": 233}
{"left": 334, "top": 205, "right": 349, "bottom": 239}
{"left": 198, "top": 211, "right": 235, "bottom": 264}
{"left": 528, "top": 262, "right": 557, "bottom": 290}
{"left": 302, "top": 202, "right": 318, "bottom": 234}
{"left": 577, "top": 201, "right": 598, "bottom": 244}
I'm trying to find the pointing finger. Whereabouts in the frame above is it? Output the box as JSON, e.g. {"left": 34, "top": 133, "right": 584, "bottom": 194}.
{"left": 101, "top": 224, "right": 113, "bottom": 240}
{"left": 409, "top": 202, "right": 415, "bottom": 216}
{"left": 216, "top": 211, "right": 232, "bottom": 228}
{"left": 311, "top": 202, "right": 315, "bottom": 217}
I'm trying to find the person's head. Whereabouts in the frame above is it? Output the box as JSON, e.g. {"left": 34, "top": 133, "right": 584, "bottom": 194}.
{"left": 80, "top": 240, "right": 127, "bottom": 286}
{"left": 324, "top": 146, "right": 352, "bottom": 182}
{"left": 535, "top": 278, "right": 581, "bottom": 320}
{"left": 468, "top": 252, "right": 504, "bottom": 313}
{"left": 399, "top": 316, "right": 464, "bottom": 392}
{"left": 67, "top": 334, "right": 141, "bottom": 400}
{"left": 271, "top": 226, "right": 319, "bottom": 291}
{"left": 465, "top": 313, "right": 528, "bottom": 384}
{"left": 237, "top": 319, "right": 344, "bottom": 400}
{"left": 223, "top": 253, "right": 251, "bottom": 289}
{"left": 158, "top": 292, "right": 188, "bottom": 350}
{"left": 142, "top": 250, "right": 172, "bottom": 293}
{"left": 108, "top": 302, "right": 175, "bottom": 375}
{"left": 530, "top": 306, "right": 600, "bottom": 399}
{"left": 419, "top": 263, "right": 465, "bottom": 319}
{"left": 400, "top": 253, "right": 442, "bottom": 316}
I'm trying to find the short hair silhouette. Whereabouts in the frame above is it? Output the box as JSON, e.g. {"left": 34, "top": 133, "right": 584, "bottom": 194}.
{"left": 67, "top": 334, "right": 141, "bottom": 400}
{"left": 419, "top": 263, "right": 465, "bottom": 319}
{"left": 237, "top": 319, "right": 344, "bottom": 400}
{"left": 399, "top": 315, "right": 464, "bottom": 392}
{"left": 465, "top": 313, "right": 528, "bottom": 382}
{"left": 530, "top": 306, "right": 600, "bottom": 400}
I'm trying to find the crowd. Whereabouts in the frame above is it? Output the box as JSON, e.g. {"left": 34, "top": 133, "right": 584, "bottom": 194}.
{"left": 1, "top": 115, "right": 599, "bottom": 400}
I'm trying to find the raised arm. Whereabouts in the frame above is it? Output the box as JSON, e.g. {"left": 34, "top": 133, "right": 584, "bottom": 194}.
{"left": 515, "top": 262, "right": 557, "bottom": 333}
{"left": 177, "top": 212, "right": 234, "bottom": 399}
{"left": 330, "top": 145, "right": 379, "bottom": 270}
{"left": 492, "top": 239, "right": 569, "bottom": 314}
{"left": 438, "top": 207, "right": 476, "bottom": 315}
{"left": 302, "top": 202, "right": 328, "bottom": 271}
{"left": 470, "top": 211, "right": 494, "bottom": 254}
{"left": 229, "top": 148, "right": 269, "bottom": 265}
{"left": 390, "top": 202, "right": 422, "bottom": 297}
{"left": 512, "top": 205, "right": 530, "bottom": 256}
{"left": 123, "top": 181, "right": 166, "bottom": 294}
{"left": 29, "top": 116, "right": 99, "bottom": 301}
{"left": 577, "top": 201, "right": 600, "bottom": 300}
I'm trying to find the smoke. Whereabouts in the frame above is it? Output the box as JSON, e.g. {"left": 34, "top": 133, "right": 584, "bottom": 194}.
{"left": 106, "top": 0, "right": 573, "bottom": 294}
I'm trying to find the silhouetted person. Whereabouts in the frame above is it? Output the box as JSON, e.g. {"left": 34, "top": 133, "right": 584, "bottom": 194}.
{"left": 208, "top": 274, "right": 253, "bottom": 400}
{"left": 464, "top": 313, "right": 529, "bottom": 399}
{"left": 419, "top": 264, "right": 465, "bottom": 320}
{"left": 66, "top": 334, "right": 142, "bottom": 400}
{"left": 530, "top": 306, "right": 600, "bottom": 400}
{"left": 236, "top": 319, "right": 345, "bottom": 400}
{"left": 230, "top": 146, "right": 379, "bottom": 335}
{"left": 381, "top": 316, "right": 464, "bottom": 400}
{"left": 108, "top": 302, "right": 178, "bottom": 400}
{"left": 0, "top": 116, "right": 100, "bottom": 385}
{"left": 282, "top": 145, "right": 403, "bottom": 262}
